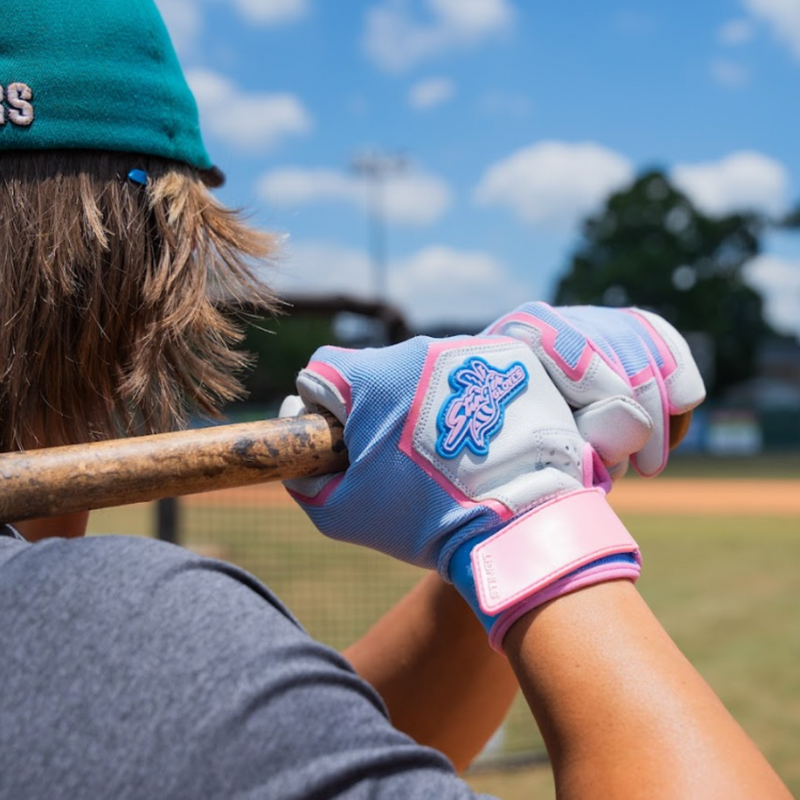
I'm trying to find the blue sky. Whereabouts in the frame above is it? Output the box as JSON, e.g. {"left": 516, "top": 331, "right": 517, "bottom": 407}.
{"left": 155, "top": 0, "right": 800, "bottom": 336}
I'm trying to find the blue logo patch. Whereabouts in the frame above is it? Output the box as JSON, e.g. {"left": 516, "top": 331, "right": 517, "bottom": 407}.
{"left": 436, "top": 356, "right": 528, "bottom": 459}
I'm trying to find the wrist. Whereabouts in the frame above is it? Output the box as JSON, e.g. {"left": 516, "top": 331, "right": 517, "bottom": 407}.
{"left": 448, "top": 488, "right": 641, "bottom": 652}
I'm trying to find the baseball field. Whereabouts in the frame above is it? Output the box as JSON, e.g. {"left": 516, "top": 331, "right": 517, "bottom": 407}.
{"left": 86, "top": 453, "right": 800, "bottom": 800}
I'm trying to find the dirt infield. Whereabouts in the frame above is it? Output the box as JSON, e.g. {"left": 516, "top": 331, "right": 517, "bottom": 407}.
{"left": 185, "top": 478, "right": 800, "bottom": 517}
{"left": 608, "top": 479, "right": 799, "bottom": 516}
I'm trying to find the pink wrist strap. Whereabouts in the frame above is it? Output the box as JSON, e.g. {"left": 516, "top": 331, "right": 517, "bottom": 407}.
{"left": 471, "top": 488, "right": 639, "bottom": 616}
{"left": 487, "top": 554, "right": 641, "bottom": 651}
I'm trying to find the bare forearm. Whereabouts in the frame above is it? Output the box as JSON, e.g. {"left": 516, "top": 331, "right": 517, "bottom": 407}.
{"left": 343, "top": 572, "right": 518, "bottom": 772}
{"left": 504, "top": 581, "right": 791, "bottom": 800}
{"left": 14, "top": 510, "right": 90, "bottom": 542}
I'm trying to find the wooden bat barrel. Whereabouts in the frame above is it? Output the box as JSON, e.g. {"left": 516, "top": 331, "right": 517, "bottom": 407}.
{"left": 0, "top": 413, "right": 347, "bottom": 523}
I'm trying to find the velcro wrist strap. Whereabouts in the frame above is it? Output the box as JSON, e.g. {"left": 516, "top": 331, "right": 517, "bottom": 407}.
{"left": 471, "top": 488, "right": 638, "bottom": 615}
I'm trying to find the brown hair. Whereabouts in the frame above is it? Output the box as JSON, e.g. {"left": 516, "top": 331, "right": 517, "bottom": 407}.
{"left": 0, "top": 150, "right": 280, "bottom": 452}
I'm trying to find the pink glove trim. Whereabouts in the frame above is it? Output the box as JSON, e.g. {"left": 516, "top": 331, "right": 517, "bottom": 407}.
{"left": 305, "top": 360, "right": 353, "bottom": 417}
{"left": 624, "top": 309, "right": 679, "bottom": 385}
{"left": 604, "top": 310, "right": 672, "bottom": 476}
{"left": 285, "top": 474, "right": 344, "bottom": 506}
{"left": 583, "top": 441, "right": 612, "bottom": 494}
{"left": 630, "top": 370, "right": 670, "bottom": 478}
{"left": 486, "top": 310, "right": 605, "bottom": 383}
{"left": 287, "top": 360, "right": 351, "bottom": 505}
{"left": 487, "top": 558, "right": 641, "bottom": 651}
{"left": 471, "top": 488, "right": 639, "bottom": 615}
{"left": 617, "top": 310, "right": 673, "bottom": 474}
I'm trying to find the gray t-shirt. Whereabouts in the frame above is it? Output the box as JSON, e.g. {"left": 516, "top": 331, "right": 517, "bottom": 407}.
{"left": 0, "top": 527, "right": 493, "bottom": 799}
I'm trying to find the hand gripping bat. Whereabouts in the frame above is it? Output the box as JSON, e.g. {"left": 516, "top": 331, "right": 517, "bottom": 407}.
{"left": 0, "top": 410, "right": 690, "bottom": 524}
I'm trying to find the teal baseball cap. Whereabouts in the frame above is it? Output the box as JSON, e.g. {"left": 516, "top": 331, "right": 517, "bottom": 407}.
{"left": 0, "top": 0, "right": 223, "bottom": 186}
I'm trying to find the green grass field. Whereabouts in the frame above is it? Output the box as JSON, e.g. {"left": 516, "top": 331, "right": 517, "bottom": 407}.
{"left": 472, "top": 512, "right": 800, "bottom": 798}
{"left": 87, "top": 458, "right": 800, "bottom": 800}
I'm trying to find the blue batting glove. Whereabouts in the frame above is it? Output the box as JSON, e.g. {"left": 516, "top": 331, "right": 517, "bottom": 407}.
{"left": 284, "top": 335, "right": 640, "bottom": 650}
{"left": 485, "top": 303, "right": 706, "bottom": 478}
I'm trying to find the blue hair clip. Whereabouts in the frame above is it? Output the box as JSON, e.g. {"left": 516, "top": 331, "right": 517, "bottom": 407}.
{"left": 127, "top": 169, "right": 149, "bottom": 186}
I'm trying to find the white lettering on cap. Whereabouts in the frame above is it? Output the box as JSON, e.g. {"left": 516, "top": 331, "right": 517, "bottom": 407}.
{"left": 0, "top": 83, "right": 35, "bottom": 127}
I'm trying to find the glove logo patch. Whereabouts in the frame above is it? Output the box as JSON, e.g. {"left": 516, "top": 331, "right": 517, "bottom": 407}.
{"left": 436, "top": 357, "right": 528, "bottom": 459}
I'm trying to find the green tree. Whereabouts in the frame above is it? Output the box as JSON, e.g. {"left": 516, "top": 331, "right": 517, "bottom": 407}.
{"left": 237, "top": 313, "right": 336, "bottom": 408}
{"left": 782, "top": 204, "right": 800, "bottom": 229}
{"left": 554, "top": 170, "right": 773, "bottom": 395}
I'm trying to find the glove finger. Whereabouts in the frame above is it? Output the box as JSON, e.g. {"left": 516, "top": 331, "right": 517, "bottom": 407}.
{"left": 629, "top": 369, "right": 670, "bottom": 477}
{"left": 487, "top": 302, "right": 635, "bottom": 409}
{"left": 574, "top": 396, "right": 653, "bottom": 467}
{"left": 279, "top": 394, "right": 340, "bottom": 499}
{"left": 283, "top": 361, "right": 352, "bottom": 499}
{"left": 553, "top": 306, "right": 694, "bottom": 475}
{"left": 284, "top": 472, "right": 341, "bottom": 499}
{"left": 626, "top": 309, "right": 706, "bottom": 413}
{"left": 552, "top": 310, "right": 672, "bottom": 476}
{"left": 279, "top": 394, "right": 307, "bottom": 418}
{"left": 296, "top": 358, "right": 352, "bottom": 425}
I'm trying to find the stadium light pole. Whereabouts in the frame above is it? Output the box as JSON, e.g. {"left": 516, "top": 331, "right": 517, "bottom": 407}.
{"left": 351, "top": 150, "right": 407, "bottom": 300}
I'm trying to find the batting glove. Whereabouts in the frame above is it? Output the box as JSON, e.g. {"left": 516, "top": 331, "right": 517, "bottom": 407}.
{"left": 484, "top": 303, "right": 706, "bottom": 478}
{"left": 283, "top": 335, "right": 640, "bottom": 650}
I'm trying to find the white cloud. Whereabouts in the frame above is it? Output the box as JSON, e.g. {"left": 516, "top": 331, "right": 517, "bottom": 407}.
{"left": 743, "top": 0, "right": 800, "bottom": 59}
{"left": 429, "top": 0, "right": 513, "bottom": 34}
{"left": 379, "top": 172, "right": 453, "bottom": 224}
{"left": 186, "top": 69, "right": 312, "bottom": 151}
{"left": 477, "top": 91, "right": 532, "bottom": 116}
{"left": 273, "top": 242, "right": 374, "bottom": 298}
{"left": 259, "top": 168, "right": 359, "bottom": 205}
{"left": 155, "top": 0, "right": 309, "bottom": 55}
{"left": 409, "top": 77, "right": 456, "bottom": 109}
{"left": 258, "top": 166, "right": 453, "bottom": 226}
{"left": 745, "top": 254, "right": 800, "bottom": 337}
{"left": 272, "top": 241, "right": 530, "bottom": 328}
{"left": 710, "top": 57, "right": 752, "bottom": 88}
{"left": 612, "top": 10, "right": 656, "bottom": 36}
{"left": 718, "top": 17, "right": 755, "bottom": 45}
{"left": 473, "top": 141, "right": 634, "bottom": 230}
{"left": 155, "top": 0, "right": 204, "bottom": 55}
{"left": 363, "top": 0, "right": 514, "bottom": 73}
{"left": 391, "top": 245, "right": 530, "bottom": 327}
{"left": 231, "top": 0, "right": 310, "bottom": 25}
{"left": 671, "top": 151, "right": 790, "bottom": 217}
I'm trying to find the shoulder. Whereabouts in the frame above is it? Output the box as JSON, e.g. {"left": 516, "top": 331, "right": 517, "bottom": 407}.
{"left": 0, "top": 533, "right": 303, "bottom": 641}
{"left": 0, "top": 534, "right": 492, "bottom": 799}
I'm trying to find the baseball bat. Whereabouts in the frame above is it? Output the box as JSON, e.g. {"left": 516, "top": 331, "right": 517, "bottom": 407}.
{"left": 0, "top": 409, "right": 693, "bottom": 524}
{"left": 0, "top": 412, "right": 347, "bottom": 524}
